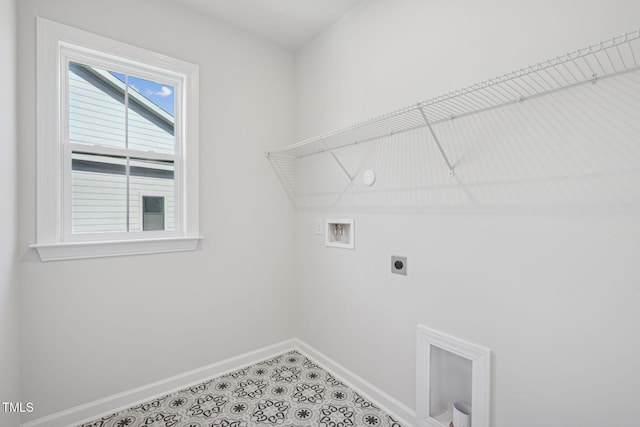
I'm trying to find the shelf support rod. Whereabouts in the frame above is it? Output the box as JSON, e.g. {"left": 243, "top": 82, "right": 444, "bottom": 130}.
{"left": 418, "top": 104, "right": 455, "bottom": 178}
{"left": 322, "top": 141, "right": 355, "bottom": 182}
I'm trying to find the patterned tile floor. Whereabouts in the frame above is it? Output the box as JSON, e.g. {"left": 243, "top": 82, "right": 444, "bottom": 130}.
{"left": 78, "top": 350, "right": 403, "bottom": 427}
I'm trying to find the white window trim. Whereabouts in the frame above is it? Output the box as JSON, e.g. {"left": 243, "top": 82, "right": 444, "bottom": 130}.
{"left": 32, "top": 18, "right": 201, "bottom": 261}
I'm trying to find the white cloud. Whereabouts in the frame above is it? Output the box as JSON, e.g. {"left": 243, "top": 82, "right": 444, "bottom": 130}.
{"left": 146, "top": 86, "right": 172, "bottom": 97}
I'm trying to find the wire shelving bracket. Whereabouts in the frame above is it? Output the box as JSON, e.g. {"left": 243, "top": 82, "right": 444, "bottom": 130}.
{"left": 266, "top": 29, "right": 640, "bottom": 205}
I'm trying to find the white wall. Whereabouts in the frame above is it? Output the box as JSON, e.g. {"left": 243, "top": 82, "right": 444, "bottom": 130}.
{"left": 0, "top": 0, "right": 21, "bottom": 426}
{"left": 294, "top": 1, "right": 640, "bottom": 426}
{"left": 17, "top": 0, "right": 296, "bottom": 421}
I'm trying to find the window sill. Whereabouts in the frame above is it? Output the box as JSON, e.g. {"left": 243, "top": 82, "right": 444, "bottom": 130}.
{"left": 30, "top": 236, "right": 203, "bottom": 261}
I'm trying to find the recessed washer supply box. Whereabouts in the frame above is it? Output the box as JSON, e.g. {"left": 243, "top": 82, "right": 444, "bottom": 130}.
{"left": 325, "top": 219, "right": 354, "bottom": 249}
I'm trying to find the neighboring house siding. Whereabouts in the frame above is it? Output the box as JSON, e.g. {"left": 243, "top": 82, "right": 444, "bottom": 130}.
{"left": 71, "top": 170, "right": 175, "bottom": 234}
{"left": 69, "top": 69, "right": 126, "bottom": 148}
{"left": 128, "top": 100, "right": 174, "bottom": 154}
{"left": 69, "top": 65, "right": 175, "bottom": 234}
{"left": 72, "top": 169, "right": 127, "bottom": 233}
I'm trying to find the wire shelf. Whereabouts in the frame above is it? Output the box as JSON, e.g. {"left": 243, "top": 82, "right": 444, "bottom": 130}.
{"left": 268, "top": 30, "right": 640, "bottom": 158}
{"left": 266, "top": 29, "right": 640, "bottom": 205}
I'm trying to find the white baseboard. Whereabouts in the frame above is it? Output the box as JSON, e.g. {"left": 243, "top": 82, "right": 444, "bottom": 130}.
{"left": 22, "top": 338, "right": 417, "bottom": 427}
{"left": 22, "top": 339, "right": 297, "bottom": 427}
{"left": 294, "top": 339, "right": 418, "bottom": 427}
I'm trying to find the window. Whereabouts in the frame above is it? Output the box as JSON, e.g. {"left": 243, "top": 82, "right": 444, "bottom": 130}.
{"left": 142, "top": 196, "right": 165, "bottom": 231}
{"left": 33, "top": 18, "right": 201, "bottom": 261}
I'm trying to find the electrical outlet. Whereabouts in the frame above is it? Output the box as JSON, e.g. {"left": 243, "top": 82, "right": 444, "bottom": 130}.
{"left": 315, "top": 219, "right": 323, "bottom": 235}
{"left": 391, "top": 256, "right": 407, "bottom": 275}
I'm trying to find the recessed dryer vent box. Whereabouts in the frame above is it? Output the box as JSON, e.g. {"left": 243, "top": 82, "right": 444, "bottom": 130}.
{"left": 416, "top": 325, "right": 492, "bottom": 427}
{"left": 325, "top": 219, "right": 354, "bottom": 249}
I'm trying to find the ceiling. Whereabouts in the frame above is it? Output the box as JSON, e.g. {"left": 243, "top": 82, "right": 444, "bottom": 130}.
{"left": 172, "top": 0, "right": 364, "bottom": 50}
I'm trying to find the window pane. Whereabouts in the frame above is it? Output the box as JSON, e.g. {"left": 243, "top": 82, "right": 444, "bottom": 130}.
{"left": 142, "top": 196, "right": 165, "bottom": 231}
{"left": 127, "top": 76, "right": 175, "bottom": 154}
{"left": 143, "top": 196, "right": 164, "bottom": 214}
{"left": 129, "top": 158, "right": 175, "bottom": 232}
{"left": 71, "top": 152, "right": 127, "bottom": 234}
{"left": 68, "top": 62, "right": 126, "bottom": 148}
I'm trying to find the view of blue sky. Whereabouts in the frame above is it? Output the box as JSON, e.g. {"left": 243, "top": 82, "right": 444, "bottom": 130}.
{"left": 111, "top": 72, "right": 175, "bottom": 116}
